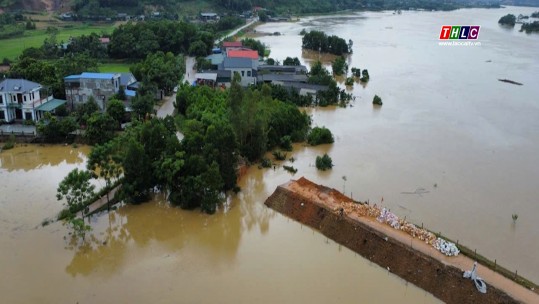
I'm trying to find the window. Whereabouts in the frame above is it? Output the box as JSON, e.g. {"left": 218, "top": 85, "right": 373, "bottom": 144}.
{"left": 25, "top": 112, "right": 32, "bottom": 121}
{"left": 0, "top": 94, "right": 3, "bottom": 104}
{"left": 241, "top": 71, "right": 245, "bottom": 77}
{"left": 0, "top": 110, "right": 4, "bottom": 120}
{"left": 24, "top": 95, "right": 27, "bottom": 102}
{"left": 247, "top": 71, "right": 252, "bottom": 77}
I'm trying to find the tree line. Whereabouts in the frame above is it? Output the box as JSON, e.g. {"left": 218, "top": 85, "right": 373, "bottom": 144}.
{"left": 301, "top": 30, "right": 352, "bottom": 56}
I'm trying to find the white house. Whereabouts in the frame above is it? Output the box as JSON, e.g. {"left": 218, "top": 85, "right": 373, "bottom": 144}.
{"left": 219, "top": 57, "right": 258, "bottom": 87}
{"left": 0, "top": 78, "right": 66, "bottom": 122}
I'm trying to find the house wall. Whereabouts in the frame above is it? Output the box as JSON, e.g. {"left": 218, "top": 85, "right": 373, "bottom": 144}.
{"left": 65, "top": 76, "right": 120, "bottom": 111}
{"left": 0, "top": 89, "right": 42, "bottom": 122}
{"left": 226, "top": 68, "right": 257, "bottom": 86}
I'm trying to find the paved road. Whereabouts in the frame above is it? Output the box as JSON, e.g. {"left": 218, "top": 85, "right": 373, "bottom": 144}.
{"left": 216, "top": 17, "right": 259, "bottom": 43}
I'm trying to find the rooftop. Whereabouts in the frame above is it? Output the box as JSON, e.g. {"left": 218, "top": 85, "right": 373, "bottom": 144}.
{"left": 35, "top": 99, "right": 67, "bottom": 112}
{"left": 64, "top": 72, "right": 119, "bottom": 80}
{"left": 227, "top": 49, "right": 259, "bottom": 60}
{"left": 222, "top": 57, "right": 258, "bottom": 69}
{"left": 0, "top": 79, "right": 41, "bottom": 93}
{"left": 223, "top": 41, "right": 243, "bottom": 48}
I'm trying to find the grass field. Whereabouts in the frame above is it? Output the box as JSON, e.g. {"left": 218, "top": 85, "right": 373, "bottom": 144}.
{"left": 99, "top": 62, "right": 133, "bottom": 73}
{"left": 0, "top": 23, "right": 118, "bottom": 60}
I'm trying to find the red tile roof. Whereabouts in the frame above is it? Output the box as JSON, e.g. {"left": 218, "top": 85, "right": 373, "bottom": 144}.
{"left": 223, "top": 41, "right": 243, "bottom": 48}
{"left": 227, "top": 49, "right": 259, "bottom": 60}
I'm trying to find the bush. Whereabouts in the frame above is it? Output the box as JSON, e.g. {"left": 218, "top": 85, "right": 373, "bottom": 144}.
{"left": 351, "top": 67, "right": 361, "bottom": 77}
{"left": 373, "top": 95, "right": 383, "bottom": 106}
{"left": 307, "top": 126, "right": 334, "bottom": 146}
{"left": 260, "top": 157, "right": 272, "bottom": 168}
{"left": 280, "top": 135, "right": 293, "bottom": 151}
{"left": 2, "top": 135, "right": 16, "bottom": 150}
{"left": 283, "top": 165, "right": 297, "bottom": 173}
{"left": 345, "top": 77, "right": 354, "bottom": 86}
{"left": 316, "top": 154, "right": 333, "bottom": 171}
{"left": 272, "top": 150, "right": 287, "bottom": 161}
{"left": 360, "top": 69, "right": 370, "bottom": 82}
{"left": 23, "top": 119, "right": 35, "bottom": 126}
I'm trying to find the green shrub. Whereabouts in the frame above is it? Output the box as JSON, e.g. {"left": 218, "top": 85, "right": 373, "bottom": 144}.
{"left": 280, "top": 135, "right": 293, "bottom": 151}
{"left": 316, "top": 154, "right": 333, "bottom": 171}
{"left": 283, "top": 165, "right": 298, "bottom": 173}
{"left": 373, "top": 95, "right": 383, "bottom": 106}
{"left": 307, "top": 126, "right": 334, "bottom": 146}
{"left": 272, "top": 150, "right": 287, "bottom": 161}
{"left": 2, "top": 136, "right": 16, "bottom": 150}
{"left": 345, "top": 77, "right": 354, "bottom": 86}
{"left": 260, "top": 157, "right": 272, "bottom": 168}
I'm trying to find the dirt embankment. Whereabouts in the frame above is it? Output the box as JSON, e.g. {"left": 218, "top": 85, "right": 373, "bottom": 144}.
{"left": 264, "top": 177, "right": 532, "bottom": 304}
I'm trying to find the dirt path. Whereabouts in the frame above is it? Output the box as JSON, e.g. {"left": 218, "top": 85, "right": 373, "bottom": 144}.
{"left": 265, "top": 177, "right": 539, "bottom": 304}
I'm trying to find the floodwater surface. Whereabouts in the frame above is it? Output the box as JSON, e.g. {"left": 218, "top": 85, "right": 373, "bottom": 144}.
{"left": 255, "top": 6, "right": 539, "bottom": 282}
{"left": 0, "top": 145, "right": 438, "bottom": 303}
{"left": 2, "top": 6, "right": 539, "bottom": 303}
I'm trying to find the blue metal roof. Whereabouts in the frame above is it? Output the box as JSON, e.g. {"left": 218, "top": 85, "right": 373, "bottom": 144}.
{"left": 125, "top": 89, "right": 136, "bottom": 97}
{"left": 80, "top": 72, "right": 117, "bottom": 79}
{"left": 64, "top": 72, "right": 118, "bottom": 80}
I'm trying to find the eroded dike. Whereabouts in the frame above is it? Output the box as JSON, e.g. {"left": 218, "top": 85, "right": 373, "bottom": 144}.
{"left": 264, "top": 177, "right": 539, "bottom": 304}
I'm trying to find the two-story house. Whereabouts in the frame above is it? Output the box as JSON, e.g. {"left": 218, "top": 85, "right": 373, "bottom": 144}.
{"left": 0, "top": 78, "right": 65, "bottom": 122}
{"left": 219, "top": 57, "right": 258, "bottom": 87}
{"left": 64, "top": 72, "right": 121, "bottom": 110}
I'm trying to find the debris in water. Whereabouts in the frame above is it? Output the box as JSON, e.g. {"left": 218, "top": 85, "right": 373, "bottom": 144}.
{"left": 498, "top": 79, "right": 523, "bottom": 85}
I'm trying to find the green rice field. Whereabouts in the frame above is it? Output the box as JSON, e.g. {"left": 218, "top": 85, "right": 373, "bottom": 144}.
{"left": 99, "top": 62, "right": 132, "bottom": 73}
{"left": 0, "top": 24, "right": 118, "bottom": 60}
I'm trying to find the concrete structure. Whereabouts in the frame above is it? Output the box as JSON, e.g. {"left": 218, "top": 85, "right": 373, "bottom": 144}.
{"left": 64, "top": 72, "right": 121, "bottom": 111}
{"left": 220, "top": 57, "right": 258, "bottom": 87}
{"left": 0, "top": 79, "right": 65, "bottom": 122}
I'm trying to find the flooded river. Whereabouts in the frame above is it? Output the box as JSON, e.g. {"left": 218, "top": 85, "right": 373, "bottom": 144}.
{"left": 255, "top": 6, "right": 539, "bottom": 282}
{"left": 0, "top": 145, "right": 438, "bottom": 303}
{"left": 1, "top": 6, "right": 538, "bottom": 303}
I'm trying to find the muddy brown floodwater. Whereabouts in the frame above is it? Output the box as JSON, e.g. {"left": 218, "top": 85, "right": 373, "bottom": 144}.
{"left": 255, "top": 6, "right": 539, "bottom": 283}
{"left": 0, "top": 145, "right": 439, "bottom": 303}
{"left": 1, "top": 6, "right": 538, "bottom": 303}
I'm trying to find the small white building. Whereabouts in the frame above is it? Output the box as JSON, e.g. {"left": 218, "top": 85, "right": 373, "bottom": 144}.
{"left": 0, "top": 79, "right": 66, "bottom": 122}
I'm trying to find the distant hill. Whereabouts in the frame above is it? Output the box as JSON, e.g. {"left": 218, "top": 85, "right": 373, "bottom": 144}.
{"left": 501, "top": 0, "right": 539, "bottom": 6}
{"left": 1, "top": 0, "right": 517, "bottom": 15}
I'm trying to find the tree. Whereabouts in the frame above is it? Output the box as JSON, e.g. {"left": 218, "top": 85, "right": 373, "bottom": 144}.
{"left": 57, "top": 168, "right": 95, "bottom": 215}
{"left": 332, "top": 56, "right": 347, "bottom": 75}
{"left": 283, "top": 57, "right": 300, "bottom": 66}
{"left": 188, "top": 40, "right": 209, "bottom": 57}
{"left": 316, "top": 153, "right": 333, "bottom": 170}
{"left": 131, "top": 93, "right": 154, "bottom": 120}
{"left": 499, "top": 14, "right": 516, "bottom": 26}
{"left": 122, "top": 138, "right": 153, "bottom": 203}
{"left": 36, "top": 112, "right": 78, "bottom": 143}
{"left": 373, "top": 95, "right": 383, "bottom": 106}
{"left": 106, "top": 98, "right": 126, "bottom": 129}
{"left": 307, "top": 126, "right": 334, "bottom": 145}
{"left": 85, "top": 112, "right": 116, "bottom": 145}
{"left": 76, "top": 97, "right": 99, "bottom": 125}
{"left": 241, "top": 38, "right": 266, "bottom": 57}
{"left": 131, "top": 51, "right": 184, "bottom": 95}
{"left": 87, "top": 142, "right": 123, "bottom": 209}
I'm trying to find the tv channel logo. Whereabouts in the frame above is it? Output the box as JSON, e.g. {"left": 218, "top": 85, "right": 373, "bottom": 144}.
{"left": 439, "top": 26, "right": 480, "bottom": 40}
